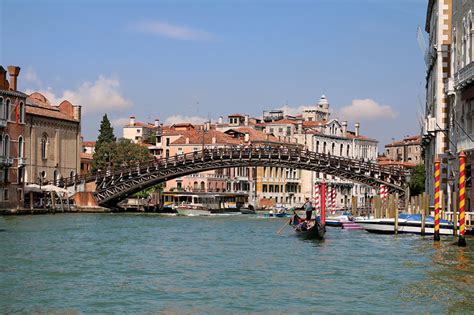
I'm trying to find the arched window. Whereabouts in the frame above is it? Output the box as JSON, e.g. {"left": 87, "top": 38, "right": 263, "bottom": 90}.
{"left": 200, "top": 181, "right": 205, "bottom": 191}
{"left": 340, "top": 143, "right": 344, "bottom": 156}
{"left": 5, "top": 98, "right": 10, "bottom": 121}
{"left": 4, "top": 134, "right": 10, "bottom": 157}
{"left": 41, "top": 133, "right": 48, "bottom": 159}
{"left": 316, "top": 141, "right": 319, "bottom": 153}
{"left": 70, "top": 171, "right": 75, "bottom": 179}
{"left": 53, "top": 169, "right": 60, "bottom": 185}
{"left": 0, "top": 135, "right": 3, "bottom": 156}
{"left": 323, "top": 142, "right": 326, "bottom": 154}
{"left": 18, "top": 136, "right": 24, "bottom": 158}
{"left": 19, "top": 102, "right": 24, "bottom": 123}
{"left": 193, "top": 181, "right": 198, "bottom": 190}
{"left": 0, "top": 97, "right": 3, "bottom": 120}
{"left": 331, "top": 143, "right": 335, "bottom": 155}
{"left": 347, "top": 145, "right": 350, "bottom": 157}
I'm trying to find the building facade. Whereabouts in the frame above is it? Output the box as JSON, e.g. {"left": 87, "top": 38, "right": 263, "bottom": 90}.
{"left": 24, "top": 92, "right": 81, "bottom": 186}
{"left": 423, "top": 0, "right": 453, "bottom": 201}
{"left": 385, "top": 135, "right": 423, "bottom": 165}
{"left": 0, "top": 65, "right": 27, "bottom": 209}
{"left": 449, "top": 0, "right": 473, "bottom": 211}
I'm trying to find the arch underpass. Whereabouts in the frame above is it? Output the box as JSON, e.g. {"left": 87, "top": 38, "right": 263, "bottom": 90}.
{"left": 88, "top": 147, "right": 410, "bottom": 207}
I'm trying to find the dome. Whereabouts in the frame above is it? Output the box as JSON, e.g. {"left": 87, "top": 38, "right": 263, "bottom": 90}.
{"left": 318, "top": 94, "right": 329, "bottom": 109}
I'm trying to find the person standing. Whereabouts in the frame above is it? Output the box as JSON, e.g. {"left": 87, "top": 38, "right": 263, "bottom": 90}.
{"left": 303, "top": 197, "right": 313, "bottom": 221}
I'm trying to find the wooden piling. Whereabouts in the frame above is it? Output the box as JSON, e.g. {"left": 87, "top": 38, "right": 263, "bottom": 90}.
{"left": 420, "top": 192, "right": 426, "bottom": 236}
{"left": 351, "top": 196, "right": 357, "bottom": 216}
{"left": 453, "top": 194, "right": 458, "bottom": 236}
{"left": 440, "top": 190, "right": 445, "bottom": 220}
{"left": 29, "top": 191, "right": 33, "bottom": 210}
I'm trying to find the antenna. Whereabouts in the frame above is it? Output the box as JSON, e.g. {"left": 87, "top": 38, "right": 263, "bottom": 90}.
{"left": 416, "top": 26, "right": 429, "bottom": 67}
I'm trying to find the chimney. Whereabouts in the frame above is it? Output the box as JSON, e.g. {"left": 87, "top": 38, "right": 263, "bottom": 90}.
{"left": 206, "top": 121, "right": 211, "bottom": 130}
{"left": 244, "top": 115, "right": 249, "bottom": 126}
{"left": 7, "top": 65, "right": 20, "bottom": 91}
{"left": 0, "top": 66, "right": 6, "bottom": 90}
{"left": 218, "top": 116, "right": 223, "bottom": 124}
{"left": 130, "top": 116, "right": 135, "bottom": 126}
{"left": 185, "top": 137, "right": 189, "bottom": 144}
{"left": 297, "top": 123, "right": 303, "bottom": 134}
{"left": 212, "top": 136, "right": 216, "bottom": 144}
{"left": 154, "top": 118, "right": 160, "bottom": 127}
{"left": 73, "top": 105, "right": 82, "bottom": 121}
{"left": 342, "top": 121, "right": 347, "bottom": 137}
{"left": 355, "top": 122, "right": 360, "bottom": 137}
{"left": 244, "top": 133, "right": 250, "bottom": 142}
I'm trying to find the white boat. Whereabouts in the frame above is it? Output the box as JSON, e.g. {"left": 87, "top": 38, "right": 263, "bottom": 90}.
{"left": 176, "top": 204, "right": 211, "bottom": 216}
{"left": 326, "top": 211, "right": 353, "bottom": 227}
{"left": 355, "top": 214, "right": 454, "bottom": 235}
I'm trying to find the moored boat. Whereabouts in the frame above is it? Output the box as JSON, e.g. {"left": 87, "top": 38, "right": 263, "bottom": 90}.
{"left": 292, "top": 221, "right": 326, "bottom": 239}
{"left": 355, "top": 214, "right": 454, "bottom": 235}
{"left": 325, "top": 211, "right": 353, "bottom": 227}
{"left": 176, "top": 204, "right": 211, "bottom": 216}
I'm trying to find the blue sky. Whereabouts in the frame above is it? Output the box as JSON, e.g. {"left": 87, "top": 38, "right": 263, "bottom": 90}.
{"left": 1, "top": 0, "right": 428, "bottom": 147}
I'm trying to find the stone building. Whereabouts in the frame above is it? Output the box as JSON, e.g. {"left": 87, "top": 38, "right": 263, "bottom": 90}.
{"left": 384, "top": 135, "right": 423, "bottom": 165}
{"left": 123, "top": 116, "right": 158, "bottom": 144}
{"left": 448, "top": 0, "right": 473, "bottom": 211}
{"left": 0, "top": 65, "right": 27, "bottom": 209}
{"left": 24, "top": 92, "right": 81, "bottom": 185}
{"left": 423, "top": 0, "right": 453, "bottom": 200}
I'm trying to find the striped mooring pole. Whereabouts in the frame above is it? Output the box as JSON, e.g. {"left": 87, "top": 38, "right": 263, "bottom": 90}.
{"left": 320, "top": 181, "right": 326, "bottom": 226}
{"left": 434, "top": 157, "right": 441, "bottom": 241}
{"left": 458, "top": 151, "right": 466, "bottom": 247}
{"left": 331, "top": 185, "right": 336, "bottom": 213}
{"left": 314, "top": 183, "right": 320, "bottom": 213}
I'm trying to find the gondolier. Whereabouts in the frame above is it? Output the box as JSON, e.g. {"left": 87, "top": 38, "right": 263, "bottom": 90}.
{"left": 303, "top": 197, "right": 312, "bottom": 221}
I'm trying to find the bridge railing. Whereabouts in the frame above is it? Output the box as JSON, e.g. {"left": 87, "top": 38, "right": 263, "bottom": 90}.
{"left": 46, "top": 145, "right": 409, "bottom": 188}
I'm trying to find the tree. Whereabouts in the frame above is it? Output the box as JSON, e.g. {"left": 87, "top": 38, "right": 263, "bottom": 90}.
{"left": 409, "top": 164, "right": 425, "bottom": 196}
{"left": 95, "top": 114, "right": 116, "bottom": 153}
{"left": 113, "top": 138, "right": 151, "bottom": 168}
{"left": 92, "top": 141, "right": 117, "bottom": 172}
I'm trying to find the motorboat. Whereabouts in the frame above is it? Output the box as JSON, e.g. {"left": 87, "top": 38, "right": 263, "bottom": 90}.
{"left": 325, "top": 211, "right": 353, "bottom": 227}
{"left": 176, "top": 204, "right": 211, "bottom": 216}
{"left": 354, "top": 214, "right": 454, "bottom": 235}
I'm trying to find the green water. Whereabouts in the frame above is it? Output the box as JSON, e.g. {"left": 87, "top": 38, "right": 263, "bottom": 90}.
{"left": 0, "top": 214, "right": 473, "bottom": 314}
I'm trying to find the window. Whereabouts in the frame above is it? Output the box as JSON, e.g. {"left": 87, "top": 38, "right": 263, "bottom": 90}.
{"left": 166, "top": 138, "right": 170, "bottom": 146}
{"left": 18, "top": 136, "right": 24, "bottom": 158}
{"left": 287, "top": 126, "right": 291, "bottom": 136}
{"left": 4, "top": 189, "right": 8, "bottom": 201}
{"left": 5, "top": 99, "right": 10, "bottom": 121}
{"left": 137, "top": 129, "right": 141, "bottom": 133}
{"left": 269, "top": 128, "right": 274, "bottom": 133}
{"left": 278, "top": 128, "right": 283, "bottom": 133}
{"left": 200, "top": 182, "right": 205, "bottom": 191}
{"left": 3, "top": 134, "right": 9, "bottom": 157}
{"left": 19, "top": 102, "right": 24, "bottom": 123}
{"left": 41, "top": 134, "right": 48, "bottom": 159}
{"left": 0, "top": 97, "right": 3, "bottom": 119}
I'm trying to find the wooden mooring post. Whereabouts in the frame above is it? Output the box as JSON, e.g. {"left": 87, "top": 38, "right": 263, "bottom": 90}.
{"left": 453, "top": 194, "right": 458, "bottom": 236}
{"left": 420, "top": 192, "right": 426, "bottom": 236}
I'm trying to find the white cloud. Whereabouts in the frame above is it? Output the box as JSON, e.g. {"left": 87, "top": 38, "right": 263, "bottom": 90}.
{"left": 164, "top": 115, "right": 208, "bottom": 125}
{"left": 336, "top": 99, "right": 397, "bottom": 121}
{"left": 111, "top": 117, "right": 132, "bottom": 129}
{"left": 133, "top": 20, "right": 214, "bottom": 41}
{"left": 25, "top": 75, "right": 132, "bottom": 113}
{"left": 24, "top": 66, "right": 42, "bottom": 86}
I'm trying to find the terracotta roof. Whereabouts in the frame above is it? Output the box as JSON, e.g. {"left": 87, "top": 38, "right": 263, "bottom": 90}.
{"left": 125, "top": 122, "right": 156, "bottom": 128}
{"left": 172, "top": 123, "right": 195, "bottom": 128}
{"left": 228, "top": 113, "right": 244, "bottom": 117}
{"left": 26, "top": 105, "right": 78, "bottom": 122}
{"left": 225, "top": 127, "right": 281, "bottom": 143}
{"left": 346, "top": 131, "right": 378, "bottom": 142}
{"left": 80, "top": 152, "right": 93, "bottom": 160}
{"left": 377, "top": 160, "right": 417, "bottom": 168}
{"left": 82, "top": 141, "right": 96, "bottom": 147}
{"left": 302, "top": 120, "right": 325, "bottom": 127}
{"left": 171, "top": 129, "right": 241, "bottom": 145}
{"left": 385, "top": 135, "right": 422, "bottom": 147}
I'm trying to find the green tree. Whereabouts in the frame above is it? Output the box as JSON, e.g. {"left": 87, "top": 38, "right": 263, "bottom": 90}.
{"left": 114, "top": 138, "right": 151, "bottom": 167}
{"left": 92, "top": 141, "right": 117, "bottom": 172}
{"left": 95, "top": 114, "right": 116, "bottom": 153}
{"left": 409, "top": 164, "right": 426, "bottom": 196}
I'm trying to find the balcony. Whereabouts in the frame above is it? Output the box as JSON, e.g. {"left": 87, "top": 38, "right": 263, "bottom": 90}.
{"left": 454, "top": 61, "right": 474, "bottom": 89}
{"left": 18, "top": 157, "right": 26, "bottom": 166}
{"left": 458, "top": 133, "right": 474, "bottom": 152}
{"left": 0, "top": 156, "right": 13, "bottom": 166}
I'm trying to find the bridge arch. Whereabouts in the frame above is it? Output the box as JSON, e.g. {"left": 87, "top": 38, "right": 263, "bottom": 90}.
{"left": 91, "top": 147, "right": 409, "bottom": 207}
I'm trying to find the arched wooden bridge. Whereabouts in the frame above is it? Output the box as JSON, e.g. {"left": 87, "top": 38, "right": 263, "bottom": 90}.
{"left": 70, "top": 147, "right": 410, "bottom": 207}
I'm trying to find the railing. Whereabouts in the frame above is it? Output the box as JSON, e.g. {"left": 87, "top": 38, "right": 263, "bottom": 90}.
{"left": 0, "top": 156, "right": 13, "bottom": 166}
{"left": 0, "top": 118, "right": 6, "bottom": 128}
{"left": 48, "top": 145, "right": 409, "bottom": 190}
{"left": 454, "top": 61, "right": 474, "bottom": 88}
{"left": 17, "top": 157, "right": 26, "bottom": 166}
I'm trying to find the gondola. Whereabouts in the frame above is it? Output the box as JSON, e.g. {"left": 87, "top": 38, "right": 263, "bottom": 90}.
{"left": 290, "top": 216, "right": 326, "bottom": 240}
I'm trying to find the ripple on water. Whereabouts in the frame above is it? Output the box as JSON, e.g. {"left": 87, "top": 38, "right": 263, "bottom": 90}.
{"left": 0, "top": 214, "right": 473, "bottom": 313}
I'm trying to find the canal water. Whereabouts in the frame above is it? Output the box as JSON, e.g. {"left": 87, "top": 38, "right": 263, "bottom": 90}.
{"left": 0, "top": 214, "right": 473, "bottom": 314}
